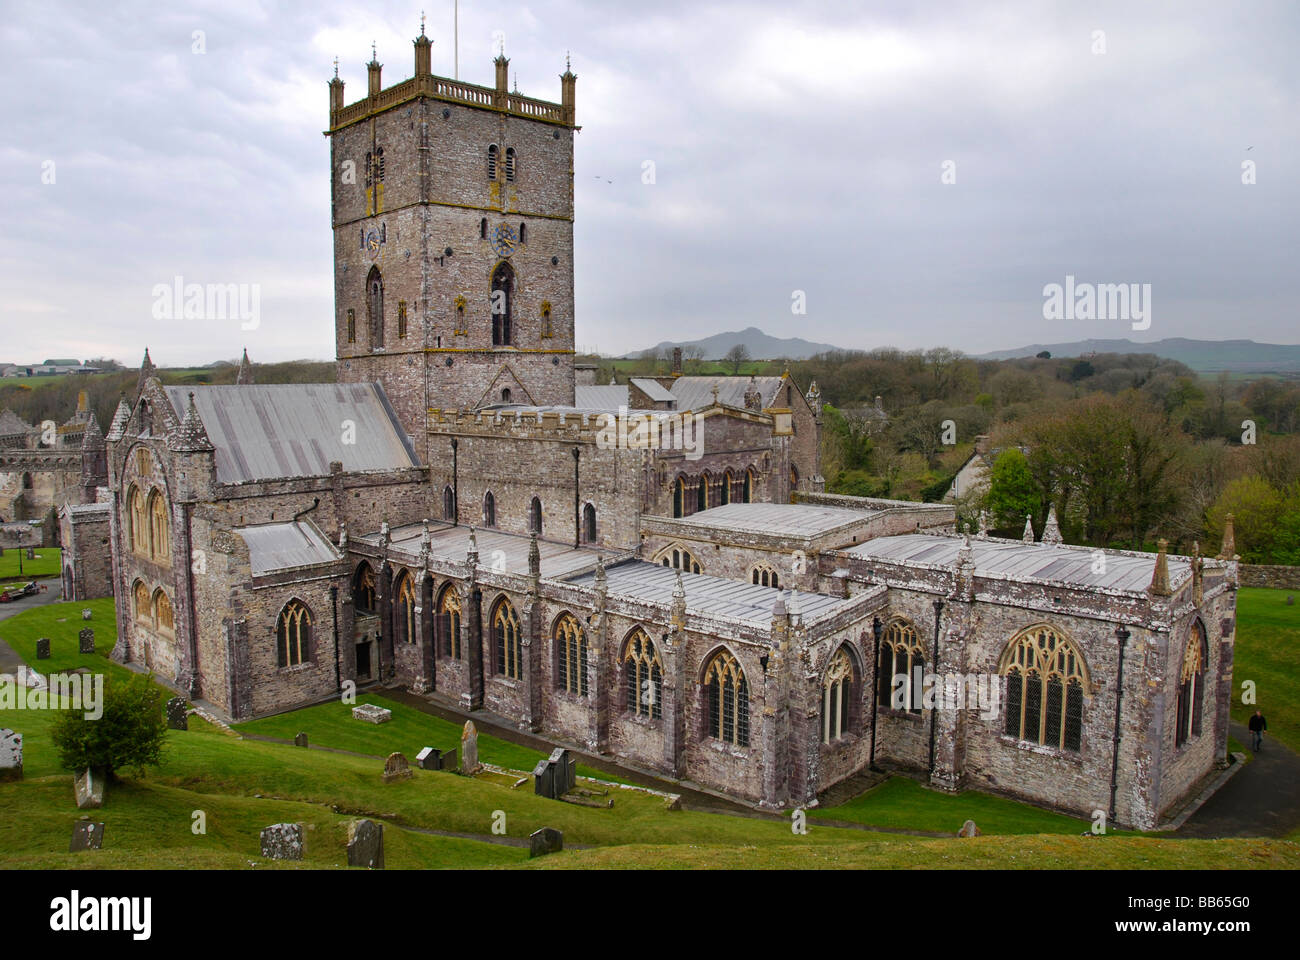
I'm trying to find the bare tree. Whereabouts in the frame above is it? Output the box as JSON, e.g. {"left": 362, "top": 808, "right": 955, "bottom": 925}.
{"left": 724, "top": 344, "right": 751, "bottom": 374}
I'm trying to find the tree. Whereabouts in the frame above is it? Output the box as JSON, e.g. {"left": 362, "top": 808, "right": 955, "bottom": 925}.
{"left": 1206, "top": 475, "right": 1290, "bottom": 563}
{"left": 724, "top": 344, "right": 750, "bottom": 374}
{"left": 50, "top": 672, "right": 168, "bottom": 780}
{"left": 1036, "top": 350, "right": 1051, "bottom": 359}
{"left": 985, "top": 448, "right": 1040, "bottom": 530}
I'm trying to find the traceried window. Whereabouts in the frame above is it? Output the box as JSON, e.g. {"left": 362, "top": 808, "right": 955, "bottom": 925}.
{"left": 823, "top": 647, "right": 855, "bottom": 743}
{"left": 366, "top": 266, "right": 384, "bottom": 348}
{"left": 394, "top": 572, "right": 416, "bottom": 644}
{"left": 492, "top": 597, "right": 522, "bottom": 680}
{"left": 148, "top": 490, "right": 170, "bottom": 562}
{"left": 623, "top": 628, "right": 662, "bottom": 720}
{"left": 1176, "top": 620, "right": 1207, "bottom": 748}
{"left": 276, "top": 599, "right": 311, "bottom": 667}
{"left": 704, "top": 650, "right": 749, "bottom": 747}
{"left": 878, "top": 618, "right": 924, "bottom": 715}
{"left": 128, "top": 485, "right": 148, "bottom": 557}
{"left": 1001, "top": 625, "right": 1088, "bottom": 753}
{"left": 153, "top": 589, "right": 174, "bottom": 635}
{"left": 554, "top": 612, "right": 588, "bottom": 696}
{"left": 658, "top": 544, "right": 701, "bottom": 574}
{"left": 749, "top": 563, "right": 779, "bottom": 588}
{"left": 133, "top": 580, "right": 150, "bottom": 623}
{"left": 353, "top": 564, "right": 377, "bottom": 613}
{"left": 437, "top": 584, "right": 462, "bottom": 659}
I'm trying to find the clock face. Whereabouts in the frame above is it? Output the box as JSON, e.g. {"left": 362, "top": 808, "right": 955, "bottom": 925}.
{"left": 365, "top": 229, "right": 381, "bottom": 255}
{"left": 490, "top": 223, "right": 519, "bottom": 258}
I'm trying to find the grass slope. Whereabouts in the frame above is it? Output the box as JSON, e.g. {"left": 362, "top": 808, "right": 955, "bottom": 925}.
{"left": 1232, "top": 588, "right": 1300, "bottom": 750}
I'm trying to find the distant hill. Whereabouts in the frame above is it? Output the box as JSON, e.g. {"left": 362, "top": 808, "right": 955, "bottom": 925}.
{"left": 626, "top": 326, "right": 843, "bottom": 361}
{"left": 978, "top": 338, "right": 1300, "bottom": 374}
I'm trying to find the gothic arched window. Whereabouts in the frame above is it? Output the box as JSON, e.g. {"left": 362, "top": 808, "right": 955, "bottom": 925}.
{"left": 657, "top": 544, "right": 700, "bottom": 574}
{"left": 487, "top": 144, "right": 498, "bottom": 180}
{"left": 276, "top": 599, "right": 311, "bottom": 667}
{"left": 366, "top": 266, "right": 384, "bottom": 348}
{"left": 582, "top": 502, "right": 596, "bottom": 544}
{"left": 722, "top": 469, "right": 733, "bottom": 505}
{"left": 500, "top": 388, "right": 511, "bottom": 403}
{"left": 394, "top": 572, "right": 416, "bottom": 645}
{"left": 555, "top": 612, "right": 588, "bottom": 696}
{"left": 696, "top": 477, "right": 707, "bottom": 513}
{"left": 133, "top": 580, "right": 150, "bottom": 623}
{"left": 749, "top": 563, "right": 778, "bottom": 588}
{"left": 353, "top": 564, "right": 377, "bottom": 613}
{"left": 127, "top": 485, "right": 147, "bottom": 557}
{"left": 505, "top": 147, "right": 516, "bottom": 182}
{"left": 623, "top": 628, "right": 662, "bottom": 719}
{"left": 823, "top": 647, "right": 855, "bottom": 743}
{"left": 878, "top": 618, "right": 924, "bottom": 715}
{"left": 704, "top": 650, "right": 749, "bottom": 747}
{"left": 529, "top": 496, "right": 543, "bottom": 536}
{"left": 147, "top": 489, "right": 170, "bottom": 563}
{"left": 153, "top": 589, "right": 174, "bottom": 635}
{"left": 492, "top": 597, "right": 522, "bottom": 680}
{"left": 491, "top": 261, "right": 514, "bottom": 346}
{"left": 1001, "top": 625, "right": 1089, "bottom": 752}
{"left": 743, "top": 469, "right": 754, "bottom": 503}
{"left": 1176, "top": 620, "right": 1208, "bottom": 748}
{"left": 442, "top": 485, "right": 456, "bottom": 521}
{"left": 483, "top": 490, "right": 497, "bottom": 528}
{"left": 437, "top": 584, "right": 462, "bottom": 659}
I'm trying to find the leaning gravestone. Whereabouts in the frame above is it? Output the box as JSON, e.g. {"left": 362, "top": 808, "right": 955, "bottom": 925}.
{"left": 439, "top": 747, "right": 456, "bottom": 771}
{"left": 957, "top": 819, "right": 981, "bottom": 838}
{"left": 74, "top": 768, "right": 103, "bottom": 809}
{"left": 460, "top": 720, "right": 480, "bottom": 774}
{"left": 529, "top": 827, "right": 563, "bottom": 859}
{"left": 78, "top": 628, "right": 94, "bottom": 654}
{"left": 347, "top": 819, "right": 384, "bottom": 869}
{"left": 70, "top": 820, "right": 105, "bottom": 852}
{"left": 165, "top": 697, "right": 188, "bottom": 730}
{"left": 35, "top": 638, "right": 50, "bottom": 660}
{"left": 293, "top": 732, "right": 309, "bottom": 748}
{"left": 533, "top": 757, "right": 556, "bottom": 799}
{"left": 416, "top": 746, "right": 440, "bottom": 770}
{"left": 0, "top": 729, "right": 22, "bottom": 782}
{"left": 260, "top": 823, "right": 304, "bottom": 860}
{"left": 81, "top": 608, "right": 92, "bottom": 620}
{"left": 549, "top": 747, "right": 576, "bottom": 795}
{"left": 382, "top": 752, "right": 412, "bottom": 783}
{"left": 352, "top": 703, "right": 392, "bottom": 724}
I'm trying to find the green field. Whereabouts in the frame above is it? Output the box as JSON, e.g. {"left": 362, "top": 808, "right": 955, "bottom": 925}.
{"left": 2, "top": 595, "right": 1298, "bottom": 869}
{"left": 1232, "top": 588, "right": 1300, "bottom": 751}
{"left": 0, "top": 546, "right": 61, "bottom": 582}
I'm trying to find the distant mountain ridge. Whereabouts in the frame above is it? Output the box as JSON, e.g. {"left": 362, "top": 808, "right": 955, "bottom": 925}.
{"left": 978, "top": 337, "right": 1300, "bottom": 373}
{"left": 626, "top": 326, "right": 842, "bottom": 361}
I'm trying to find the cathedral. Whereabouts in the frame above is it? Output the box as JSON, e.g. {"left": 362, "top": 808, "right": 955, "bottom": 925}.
{"left": 64, "top": 28, "right": 1238, "bottom": 830}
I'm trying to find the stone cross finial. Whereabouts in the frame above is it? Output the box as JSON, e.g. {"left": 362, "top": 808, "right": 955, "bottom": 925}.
{"left": 334, "top": 56, "right": 339, "bottom": 78}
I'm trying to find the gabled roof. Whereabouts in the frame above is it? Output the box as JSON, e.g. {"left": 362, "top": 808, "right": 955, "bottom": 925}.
{"left": 162, "top": 383, "right": 420, "bottom": 483}
{"left": 669, "top": 375, "right": 789, "bottom": 411}
{"left": 236, "top": 520, "right": 342, "bottom": 575}
{"left": 629, "top": 377, "right": 676, "bottom": 403}
{"left": 573, "top": 384, "right": 630, "bottom": 409}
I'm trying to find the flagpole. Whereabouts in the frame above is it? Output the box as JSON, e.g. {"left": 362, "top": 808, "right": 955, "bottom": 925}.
{"left": 454, "top": 0, "right": 459, "bottom": 79}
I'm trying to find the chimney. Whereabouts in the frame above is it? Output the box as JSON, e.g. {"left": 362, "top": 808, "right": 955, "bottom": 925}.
{"left": 671, "top": 347, "right": 682, "bottom": 375}
{"left": 974, "top": 434, "right": 992, "bottom": 456}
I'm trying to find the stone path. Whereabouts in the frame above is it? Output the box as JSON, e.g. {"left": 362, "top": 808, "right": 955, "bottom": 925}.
{"left": 1177, "top": 721, "right": 1300, "bottom": 839}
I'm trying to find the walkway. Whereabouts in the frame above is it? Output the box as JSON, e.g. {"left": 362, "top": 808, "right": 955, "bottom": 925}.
{"left": 1177, "top": 721, "right": 1300, "bottom": 839}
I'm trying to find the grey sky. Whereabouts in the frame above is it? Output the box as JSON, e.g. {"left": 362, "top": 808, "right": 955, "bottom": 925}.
{"left": 3, "top": 0, "right": 1297, "bottom": 366}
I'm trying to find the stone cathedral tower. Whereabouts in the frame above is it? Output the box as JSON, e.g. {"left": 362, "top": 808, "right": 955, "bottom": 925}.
{"left": 327, "top": 26, "right": 578, "bottom": 442}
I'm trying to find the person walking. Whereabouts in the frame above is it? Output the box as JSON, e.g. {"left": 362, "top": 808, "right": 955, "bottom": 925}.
{"left": 1248, "top": 710, "right": 1267, "bottom": 752}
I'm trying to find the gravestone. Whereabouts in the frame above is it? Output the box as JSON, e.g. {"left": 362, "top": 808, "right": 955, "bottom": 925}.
{"left": 165, "top": 697, "right": 188, "bottom": 730}
{"left": 0, "top": 729, "right": 21, "bottom": 782}
{"left": 81, "top": 608, "right": 93, "bottom": 620}
{"left": 293, "top": 732, "right": 309, "bottom": 748}
{"left": 352, "top": 703, "right": 392, "bottom": 724}
{"left": 25, "top": 547, "right": 34, "bottom": 560}
{"left": 382, "top": 752, "right": 412, "bottom": 783}
{"left": 78, "top": 628, "right": 94, "bottom": 654}
{"left": 957, "top": 819, "right": 980, "bottom": 838}
{"left": 416, "top": 746, "right": 440, "bottom": 770}
{"left": 347, "top": 819, "right": 384, "bottom": 869}
{"left": 70, "top": 820, "right": 105, "bottom": 852}
{"left": 1288, "top": 595, "right": 1295, "bottom": 606}
{"left": 528, "top": 827, "right": 563, "bottom": 858}
{"left": 440, "top": 747, "right": 456, "bottom": 771}
{"left": 533, "top": 758, "right": 556, "bottom": 799}
{"left": 460, "top": 720, "right": 480, "bottom": 774}
{"left": 549, "top": 748, "right": 576, "bottom": 795}
{"left": 35, "top": 638, "right": 50, "bottom": 660}
{"left": 74, "top": 768, "right": 103, "bottom": 809}
{"left": 260, "top": 823, "right": 304, "bottom": 860}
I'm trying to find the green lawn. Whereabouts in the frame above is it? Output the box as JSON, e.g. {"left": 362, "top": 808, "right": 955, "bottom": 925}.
{"left": 1232, "top": 588, "right": 1300, "bottom": 751}
{"left": 814, "top": 775, "right": 1099, "bottom": 835}
{"left": 0, "top": 597, "right": 118, "bottom": 676}
{"left": 0, "top": 546, "right": 62, "bottom": 581}
{"left": 234, "top": 694, "right": 623, "bottom": 782}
